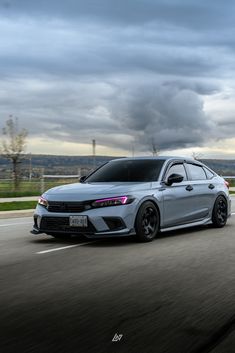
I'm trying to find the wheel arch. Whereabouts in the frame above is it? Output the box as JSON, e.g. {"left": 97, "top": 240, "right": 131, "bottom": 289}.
{"left": 134, "top": 197, "right": 161, "bottom": 229}
{"left": 213, "top": 192, "right": 228, "bottom": 210}
{"left": 215, "top": 191, "right": 228, "bottom": 199}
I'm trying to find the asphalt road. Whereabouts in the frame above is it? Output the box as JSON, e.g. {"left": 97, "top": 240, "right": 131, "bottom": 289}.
{"left": 0, "top": 199, "right": 235, "bottom": 353}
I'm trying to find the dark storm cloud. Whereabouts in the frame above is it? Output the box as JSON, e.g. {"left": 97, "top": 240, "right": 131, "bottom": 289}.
{"left": 2, "top": 0, "right": 235, "bottom": 30}
{"left": 0, "top": 76, "right": 223, "bottom": 152}
{"left": 0, "top": 0, "right": 235, "bottom": 153}
{"left": 110, "top": 83, "right": 217, "bottom": 150}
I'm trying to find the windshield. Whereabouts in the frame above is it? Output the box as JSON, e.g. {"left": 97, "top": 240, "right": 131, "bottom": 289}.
{"left": 85, "top": 159, "right": 165, "bottom": 182}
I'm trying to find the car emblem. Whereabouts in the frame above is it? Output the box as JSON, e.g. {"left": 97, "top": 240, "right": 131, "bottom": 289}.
{"left": 60, "top": 203, "right": 66, "bottom": 210}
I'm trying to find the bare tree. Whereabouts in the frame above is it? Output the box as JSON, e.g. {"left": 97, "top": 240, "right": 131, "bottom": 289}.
{"left": 1, "top": 117, "right": 28, "bottom": 190}
{"left": 150, "top": 138, "right": 159, "bottom": 156}
{"left": 192, "top": 151, "right": 202, "bottom": 161}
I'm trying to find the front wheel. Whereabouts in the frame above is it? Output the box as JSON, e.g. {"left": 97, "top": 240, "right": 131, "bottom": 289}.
{"left": 212, "top": 196, "right": 228, "bottom": 228}
{"left": 135, "top": 201, "right": 159, "bottom": 242}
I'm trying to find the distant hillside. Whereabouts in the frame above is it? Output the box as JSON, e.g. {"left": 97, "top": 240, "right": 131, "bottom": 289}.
{"left": 0, "top": 154, "right": 235, "bottom": 178}
{"left": 0, "top": 154, "right": 121, "bottom": 178}
{"left": 201, "top": 159, "right": 235, "bottom": 176}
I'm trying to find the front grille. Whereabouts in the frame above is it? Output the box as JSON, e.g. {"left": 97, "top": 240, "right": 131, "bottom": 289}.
{"left": 47, "top": 201, "right": 91, "bottom": 213}
{"left": 40, "top": 217, "right": 96, "bottom": 233}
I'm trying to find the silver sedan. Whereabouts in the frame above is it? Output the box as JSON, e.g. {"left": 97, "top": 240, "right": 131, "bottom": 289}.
{"left": 32, "top": 157, "right": 231, "bottom": 242}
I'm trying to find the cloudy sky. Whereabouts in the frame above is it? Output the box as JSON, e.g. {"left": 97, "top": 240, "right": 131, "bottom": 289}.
{"left": 0, "top": 0, "right": 235, "bottom": 157}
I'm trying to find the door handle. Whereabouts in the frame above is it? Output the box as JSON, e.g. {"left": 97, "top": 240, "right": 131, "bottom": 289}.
{"left": 186, "top": 185, "right": 193, "bottom": 191}
{"left": 208, "top": 184, "right": 215, "bottom": 189}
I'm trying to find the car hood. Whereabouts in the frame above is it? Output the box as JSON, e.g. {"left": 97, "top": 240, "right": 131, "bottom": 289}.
{"left": 44, "top": 182, "right": 159, "bottom": 201}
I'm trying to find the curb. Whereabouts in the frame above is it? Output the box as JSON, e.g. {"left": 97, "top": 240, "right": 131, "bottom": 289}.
{"left": 0, "top": 209, "right": 34, "bottom": 219}
{"left": 0, "top": 196, "right": 39, "bottom": 203}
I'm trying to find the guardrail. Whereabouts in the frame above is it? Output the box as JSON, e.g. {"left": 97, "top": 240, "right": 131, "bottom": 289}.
{"left": 43, "top": 175, "right": 80, "bottom": 178}
{"left": 0, "top": 176, "right": 82, "bottom": 197}
{"left": 40, "top": 174, "right": 81, "bottom": 193}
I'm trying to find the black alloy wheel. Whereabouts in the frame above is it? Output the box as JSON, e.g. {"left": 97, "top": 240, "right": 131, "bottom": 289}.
{"left": 212, "top": 196, "right": 228, "bottom": 228}
{"left": 135, "top": 201, "right": 159, "bottom": 242}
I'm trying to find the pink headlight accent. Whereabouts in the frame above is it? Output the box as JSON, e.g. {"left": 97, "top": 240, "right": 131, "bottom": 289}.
{"left": 95, "top": 196, "right": 128, "bottom": 204}
{"left": 38, "top": 196, "right": 48, "bottom": 206}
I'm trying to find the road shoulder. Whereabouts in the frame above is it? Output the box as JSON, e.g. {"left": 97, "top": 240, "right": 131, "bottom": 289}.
{"left": 0, "top": 209, "right": 34, "bottom": 219}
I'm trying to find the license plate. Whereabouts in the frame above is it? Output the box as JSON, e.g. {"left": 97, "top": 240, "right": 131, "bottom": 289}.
{"left": 69, "top": 215, "right": 88, "bottom": 227}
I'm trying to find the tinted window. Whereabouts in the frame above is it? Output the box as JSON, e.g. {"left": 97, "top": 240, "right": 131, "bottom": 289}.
{"left": 86, "top": 160, "right": 165, "bottom": 182}
{"left": 187, "top": 164, "right": 207, "bottom": 180}
{"left": 204, "top": 167, "right": 214, "bottom": 179}
{"left": 165, "top": 163, "right": 187, "bottom": 181}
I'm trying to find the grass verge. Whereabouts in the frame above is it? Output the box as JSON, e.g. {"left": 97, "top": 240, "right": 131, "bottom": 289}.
{"left": 0, "top": 201, "right": 37, "bottom": 212}
{"left": 0, "top": 191, "right": 40, "bottom": 198}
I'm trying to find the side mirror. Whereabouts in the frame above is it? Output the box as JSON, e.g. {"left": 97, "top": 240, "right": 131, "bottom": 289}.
{"left": 166, "top": 173, "right": 184, "bottom": 186}
{"left": 79, "top": 175, "right": 87, "bottom": 183}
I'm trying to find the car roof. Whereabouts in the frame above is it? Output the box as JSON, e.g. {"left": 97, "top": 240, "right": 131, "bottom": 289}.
{"left": 110, "top": 156, "right": 200, "bottom": 163}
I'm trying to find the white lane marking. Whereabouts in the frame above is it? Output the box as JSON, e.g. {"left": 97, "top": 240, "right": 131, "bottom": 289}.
{"left": 36, "top": 242, "right": 93, "bottom": 254}
{"left": 231, "top": 212, "right": 235, "bottom": 215}
{"left": 0, "top": 221, "right": 32, "bottom": 227}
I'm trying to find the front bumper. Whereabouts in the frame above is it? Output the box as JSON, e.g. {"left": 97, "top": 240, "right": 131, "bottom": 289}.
{"left": 31, "top": 203, "right": 136, "bottom": 238}
{"left": 31, "top": 224, "right": 134, "bottom": 238}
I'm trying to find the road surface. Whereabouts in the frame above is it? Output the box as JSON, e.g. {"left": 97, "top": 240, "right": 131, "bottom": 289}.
{"left": 0, "top": 199, "right": 235, "bottom": 353}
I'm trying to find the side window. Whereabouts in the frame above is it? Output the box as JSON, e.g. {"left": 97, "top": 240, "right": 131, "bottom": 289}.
{"left": 165, "top": 163, "right": 187, "bottom": 181}
{"left": 204, "top": 167, "right": 214, "bottom": 179}
{"left": 187, "top": 164, "right": 207, "bottom": 180}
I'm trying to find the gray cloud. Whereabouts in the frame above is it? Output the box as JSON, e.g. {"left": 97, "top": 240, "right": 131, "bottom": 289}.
{"left": 0, "top": 0, "right": 235, "bottom": 155}
{"left": 0, "top": 75, "right": 230, "bottom": 153}
{"left": 0, "top": 17, "right": 222, "bottom": 79}
{"left": 2, "top": 0, "right": 235, "bottom": 31}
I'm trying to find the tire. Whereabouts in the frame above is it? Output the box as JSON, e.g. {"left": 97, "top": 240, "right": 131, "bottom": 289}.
{"left": 135, "top": 201, "right": 159, "bottom": 242}
{"left": 212, "top": 196, "right": 228, "bottom": 228}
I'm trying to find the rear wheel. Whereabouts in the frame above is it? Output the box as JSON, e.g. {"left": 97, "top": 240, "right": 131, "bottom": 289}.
{"left": 135, "top": 201, "right": 159, "bottom": 242}
{"left": 212, "top": 196, "right": 228, "bottom": 228}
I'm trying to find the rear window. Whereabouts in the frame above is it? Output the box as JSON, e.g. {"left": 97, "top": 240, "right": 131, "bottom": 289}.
{"left": 187, "top": 163, "right": 207, "bottom": 180}
{"left": 203, "top": 167, "right": 214, "bottom": 179}
{"left": 86, "top": 159, "right": 165, "bottom": 182}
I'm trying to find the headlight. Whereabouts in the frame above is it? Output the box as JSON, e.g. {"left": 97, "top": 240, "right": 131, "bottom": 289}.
{"left": 92, "top": 196, "right": 134, "bottom": 208}
{"left": 38, "top": 196, "right": 48, "bottom": 208}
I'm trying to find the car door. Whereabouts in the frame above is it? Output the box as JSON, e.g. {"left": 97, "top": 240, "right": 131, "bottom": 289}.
{"left": 162, "top": 162, "right": 199, "bottom": 228}
{"left": 185, "top": 163, "right": 216, "bottom": 219}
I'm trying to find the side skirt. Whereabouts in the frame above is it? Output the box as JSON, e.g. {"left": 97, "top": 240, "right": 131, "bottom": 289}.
{"left": 160, "top": 217, "right": 212, "bottom": 233}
